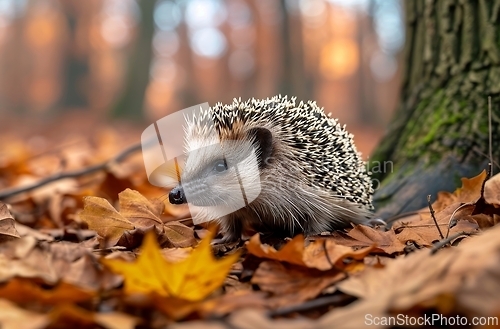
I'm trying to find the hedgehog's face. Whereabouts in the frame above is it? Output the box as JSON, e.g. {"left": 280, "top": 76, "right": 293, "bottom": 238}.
{"left": 170, "top": 136, "right": 262, "bottom": 208}
{"left": 168, "top": 126, "right": 274, "bottom": 219}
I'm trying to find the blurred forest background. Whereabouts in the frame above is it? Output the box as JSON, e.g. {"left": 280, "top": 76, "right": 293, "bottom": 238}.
{"left": 0, "top": 0, "right": 404, "bottom": 158}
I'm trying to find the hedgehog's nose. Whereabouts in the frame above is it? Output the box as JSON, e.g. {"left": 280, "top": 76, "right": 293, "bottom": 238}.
{"left": 169, "top": 185, "right": 186, "bottom": 204}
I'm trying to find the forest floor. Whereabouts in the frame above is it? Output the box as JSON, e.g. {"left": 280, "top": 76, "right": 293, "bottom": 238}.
{"left": 0, "top": 115, "right": 498, "bottom": 328}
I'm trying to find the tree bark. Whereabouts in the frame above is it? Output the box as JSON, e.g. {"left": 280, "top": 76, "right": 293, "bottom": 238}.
{"left": 371, "top": 0, "right": 500, "bottom": 219}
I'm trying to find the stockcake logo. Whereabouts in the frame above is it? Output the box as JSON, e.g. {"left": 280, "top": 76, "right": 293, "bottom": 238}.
{"left": 141, "top": 103, "right": 262, "bottom": 224}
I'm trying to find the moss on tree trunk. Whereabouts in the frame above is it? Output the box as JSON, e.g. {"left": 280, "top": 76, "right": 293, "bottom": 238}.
{"left": 371, "top": 0, "right": 500, "bottom": 218}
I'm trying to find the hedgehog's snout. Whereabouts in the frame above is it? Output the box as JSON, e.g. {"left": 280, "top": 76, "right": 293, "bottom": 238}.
{"left": 169, "top": 185, "right": 186, "bottom": 204}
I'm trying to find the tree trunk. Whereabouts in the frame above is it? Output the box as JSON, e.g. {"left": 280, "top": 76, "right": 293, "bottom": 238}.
{"left": 110, "top": 0, "right": 156, "bottom": 119}
{"left": 371, "top": 0, "right": 500, "bottom": 219}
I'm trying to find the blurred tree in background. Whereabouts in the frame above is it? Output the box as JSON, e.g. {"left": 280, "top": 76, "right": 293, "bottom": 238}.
{"left": 0, "top": 0, "right": 403, "bottom": 128}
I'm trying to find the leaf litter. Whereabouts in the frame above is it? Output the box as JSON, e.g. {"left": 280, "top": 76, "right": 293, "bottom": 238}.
{"left": 0, "top": 129, "right": 500, "bottom": 328}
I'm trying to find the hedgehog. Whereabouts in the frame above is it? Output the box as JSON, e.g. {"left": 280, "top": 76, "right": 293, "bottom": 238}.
{"left": 168, "top": 95, "right": 374, "bottom": 242}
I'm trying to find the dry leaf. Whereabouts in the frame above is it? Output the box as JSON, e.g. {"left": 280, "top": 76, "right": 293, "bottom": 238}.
{"left": 0, "top": 278, "right": 94, "bottom": 306}
{"left": 0, "top": 202, "right": 20, "bottom": 240}
{"left": 432, "top": 170, "right": 487, "bottom": 212}
{"left": 251, "top": 260, "right": 345, "bottom": 307}
{"left": 199, "top": 290, "right": 268, "bottom": 317}
{"left": 118, "top": 188, "right": 163, "bottom": 227}
{"left": 162, "top": 221, "right": 196, "bottom": 248}
{"left": 102, "top": 230, "right": 240, "bottom": 301}
{"left": 0, "top": 237, "right": 58, "bottom": 284}
{"left": 333, "top": 224, "right": 500, "bottom": 321}
{"left": 80, "top": 190, "right": 194, "bottom": 248}
{"left": 0, "top": 298, "right": 48, "bottom": 329}
{"left": 247, "top": 234, "right": 375, "bottom": 270}
{"left": 484, "top": 172, "right": 500, "bottom": 207}
{"left": 94, "top": 312, "right": 139, "bottom": 329}
{"left": 246, "top": 234, "right": 308, "bottom": 267}
{"left": 330, "top": 225, "right": 406, "bottom": 254}
{"left": 80, "top": 196, "right": 134, "bottom": 246}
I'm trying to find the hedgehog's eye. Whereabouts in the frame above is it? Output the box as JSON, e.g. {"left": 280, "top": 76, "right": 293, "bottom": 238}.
{"left": 214, "top": 159, "right": 228, "bottom": 173}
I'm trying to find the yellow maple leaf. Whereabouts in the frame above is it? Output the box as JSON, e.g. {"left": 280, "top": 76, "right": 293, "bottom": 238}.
{"left": 102, "top": 230, "right": 240, "bottom": 301}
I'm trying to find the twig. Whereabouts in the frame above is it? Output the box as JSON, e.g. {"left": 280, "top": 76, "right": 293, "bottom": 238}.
{"left": 0, "top": 142, "right": 143, "bottom": 200}
{"left": 488, "top": 96, "right": 493, "bottom": 176}
{"left": 445, "top": 202, "right": 474, "bottom": 239}
{"left": 267, "top": 294, "right": 356, "bottom": 317}
{"left": 431, "top": 231, "right": 476, "bottom": 254}
{"left": 427, "top": 195, "right": 444, "bottom": 240}
{"left": 471, "top": 146, "right": 500, "bottom": 170}
{"left": 92, "top": 246, "right": 128, "bottom": 253}
{"left": 323, "top": 239, "right": 334, "bottom": 268}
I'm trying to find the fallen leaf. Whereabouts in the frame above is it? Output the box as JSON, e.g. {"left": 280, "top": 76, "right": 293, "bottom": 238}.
{"left": 251, "top": 260, "right": 345, "bottom": 307}
{"left": 0, "top": 278, "right": 94, "bottom": 306}
{"left": 94, "top": 312, "right": 139, "bottom": 329}
{"left": 0, "top": 202, "right": 20, "bottom": 240}
{"left": 330, "top": 225, "right": 406, "bottom": 254}
{"left": 454, "top": 170, "right": 487, "bottom": 203}
{"left": 392, "top": 202, "right": 479, "bottom": 247}
{"left": 62, "top": 253, "right": 122, "bottom": 291}
{"left": 102, "top": 229, "right": 240, "bottom": 301}
{"left": 484, "top": 172, "right": 500, "bottom": 207}
{"left": 246, "top": 234, "right": 307, "bottom": 267}
{"left": 303, "top": 238, "right": 376, "bottom": 270}
{"left": 118, "top": 188, "right": 163, "bottom": 227}
{"left": 47, "top": 304, "right": 94, "bottom": 328}
{"left": 170, "top": 308, "right": 312, "bottom": 329}
{"left": 199, "top": 290, "right": 268, "bottom": 317}
{"left": 0, "top": 237, "right": 58, "bottom": 284}
{"left": 162, "top": 221, "right": 196, "bottom": 248}
{"left": 0, "top": 298, "right": 48, "bottom": 329}
{"left": 247, "top": 234, "right": 376, "bottom": 271}
{"left": 80, "top": 196, "right": 134, "bottom": 247}
{"left": 80, "top": 190, "right": 194, "bottom": 248}
{"left": 432, "top": 170, "right": 486, "bottom": 212}
{"left": 334, "top": 223, "right": 500, "bottom": 320}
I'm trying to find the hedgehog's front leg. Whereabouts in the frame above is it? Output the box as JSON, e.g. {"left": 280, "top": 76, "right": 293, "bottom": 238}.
{"left": 212, "top": 215, "right": 242, "bottom": 244}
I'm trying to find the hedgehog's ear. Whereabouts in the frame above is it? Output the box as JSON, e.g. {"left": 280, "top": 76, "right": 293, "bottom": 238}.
{"left": 247, "top": 127, "right": 273, "bottom": 169}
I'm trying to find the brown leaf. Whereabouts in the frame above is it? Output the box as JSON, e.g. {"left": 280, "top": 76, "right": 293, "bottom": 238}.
{"left": 0, "top": 237, "right": 58, "bottom": 284}
{"left": 251, "top": 260, "right": 345, "bottom": 308}
{"left": 247, "top": 233, "right": 375, "bottom": 271}
{"left": 118, "top": 188, "right": 163, "bottom": 227}
{"left": 15, "top": 223, "right": 54, "bottom": 241}
{"left": 80, "top": 196, "right": 134, "bottom": 247}
{"left": 331, "top": 225, "right": 406, "bottom": 254}
{"left": 0, "top": 278, "right": 94, "bottom": 306}
{"left": 0, "top": 298, "right": 48, "bottom": 329}
{"left": 484, "top": 172, "right": 500, "bottom": 207}
{"left": 303, "top": 238, "right": 376, "bottom": 270}
{"left": 171, "top": 308, "right": 314, "bottom": 329}
{"left": 62, "top": 253, "right": 122, "bottom": 291}
{"left": 94, "top": 312, "right": 139, "bottom": 329}
{"left": 471, "top": 213, "right": 500, "bottom": 228}
{"left": 432, "top": 170, "right": 487, "bottom": 212}
{"left": 246, "top": 234, "right": 307, "bottom": 267}
{"left": 334, "top": 224, "right": 500, "bottom": 320}
{"left": 48, "top": 304, "right": 118, "bottom": 329}
{"left": 199, "top": 290, "right": 268, "bottom": 317}
{"left": 0, "top": 202, "right": 20, "bottom": 240}
{"left": 393, "top": 203, "right": 479, "bottom": 247}
{"left": 162, "top": 221, "right": 196, "bottom": 248}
